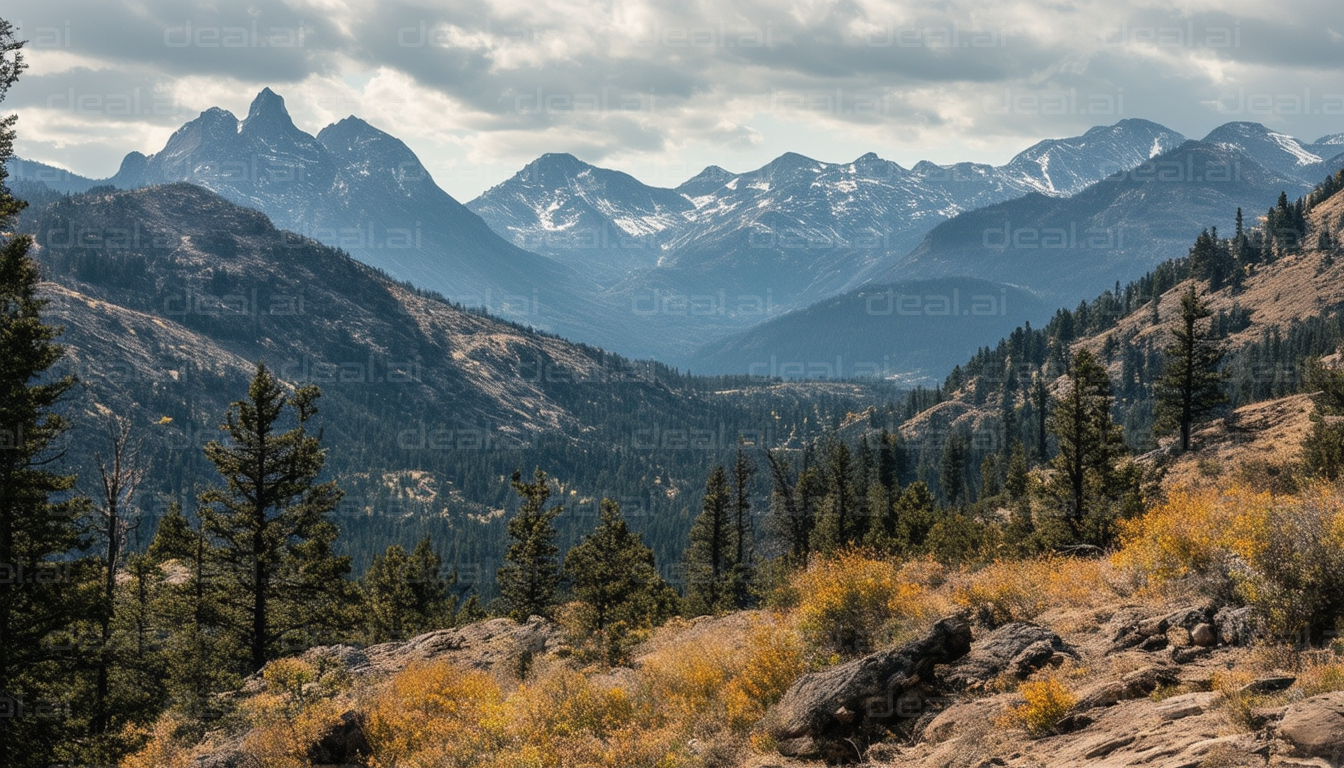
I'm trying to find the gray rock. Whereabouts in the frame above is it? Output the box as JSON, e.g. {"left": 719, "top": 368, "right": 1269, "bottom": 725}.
{"left": 770, "top": 617, "right": 972, "bottom": 759}
{"left": 1240, "top": 675, "right": 1296, "bottom": 695}
{"left": 1155, "top": 691, "right": 1217, "bottom": 721}
{"left": 1215, "top": 606, "right": 1254, "bottom": 646}
{"left": 941, "top": 622, "right": 1075, "bottom": 690}
{"left": 1279, "top": 691, "right": 1344, "bottom": 761}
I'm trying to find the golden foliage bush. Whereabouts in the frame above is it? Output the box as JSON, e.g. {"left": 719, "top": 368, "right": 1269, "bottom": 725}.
{"left": 951, "top": 557, "right": 1114, "bottom": 625}
{"left": 791, "top": 550, "right": 946, "bottom": 655}
{"left": 243, "top": 658, "right": 345, "bottom": 768}
{"left": 119, "top": 714, "right": 194, "bottom": 768}
{"left": 362, "top": 660, "right": 506, "bottom": 768}
{"left": 1116, "top": 483, "right": 1344, "bottom": 639}
{"left": 1000, "top": 677, "right": 1076, "bottom": 737}
{"left": 722, "top": 622, "right": 805, "bottom": 731}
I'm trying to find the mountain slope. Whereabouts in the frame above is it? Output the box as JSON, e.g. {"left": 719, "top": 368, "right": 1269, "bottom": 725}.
{"left": 876, "top": 141, "right": 1316, "bottom": 308}
{"left": 22, "top": 182, "right": 894, "bottom": 575}
{"left": 687, "top": 277, "right": 1054, "bottom": 383}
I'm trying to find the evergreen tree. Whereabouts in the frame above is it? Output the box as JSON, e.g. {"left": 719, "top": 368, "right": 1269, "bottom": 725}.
{"left": 497, "top": 468, "right": 562, "bottom": 621}
{"left": 728, "top": 446, "right": 756, "bottom": 608}
{"left": 152, "top": 504, "right": 238, "bottom": 721}
{"left": 685, "top": 465, "right": 734, "bottom": 615}
{"left": 816, "top": 440, "right": 862, "bottom": 549}
{"left": 1153, "top": 286, "right": 1228, "bottom": 451}
{"left": 1302, "top": 361, "right": 1344, "bottom": 480}
{"left": 1004, "top": 441, "right": 1029, "bottom": 501}
{"left": 1031, "top": 374, "right": 1050, "bottom": 462}
{"left": 456, "top": 594, "right": 486, "bottom": 625}
{"left": 1046, "top": 349, "right": 1125, "bottom": 533}
{"left": 361, "top": 536, "right": 455, "bottom": 642}
{"left": 199, "top": 362, "right": 351, "bottom": 673}
{"left": 0, "top": 24, "right": 90, "bottom": 762}
{"left": 563, "top": 499, "right": 674, "bottom": 636}
{"left": 763, "top": 450, "right": 817, "bottom": 567}
{"left": 939, "top": 431, "right": 967, "bottom": 505}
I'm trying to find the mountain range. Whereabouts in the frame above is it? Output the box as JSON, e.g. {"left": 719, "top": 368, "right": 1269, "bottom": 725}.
{"left": 10, "top": 91, "right": 1344, "bottom": 380}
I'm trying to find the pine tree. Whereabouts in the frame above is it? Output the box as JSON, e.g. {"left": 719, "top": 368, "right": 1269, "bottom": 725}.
{"left": 728, "top": 446, "right": 756, "bottom": 608}
{"left": 151, "top": 504, "right": 238, "bottom": 721}
{"left": 199, "top": 362, "right": 351, "bottom": 673}
{"left": 685, "top": 465, "right": 733, "bottom": 615}
{"left": 564, "top": 499, "right": 674, "bottom": 637}
{"left": 763, "top": 450, "right": 817, "bottom": 567}
{"left": 1302, "top": 361, "right": 1344, "bottom": 480}
{"left": 1046, "top": 349, "right": 1125, "bottom": 534}
{"left": 939, "top": 432, "right": 967, "bottom": 505}
{"left": 0, "top": 24, "right": 90, "bottom": 762}
{"left": 816, "top": 440, "right": 861, "bottom": 549}
{"left": 362, "top": 536, "right": 456, "bottom": 642}
{"left": 1031, "top": 374, "right": 1050, "bottom": 462}
{"left": 497, "top": 468, "right": 562, "bottom": 621}
{"left": 1153, "top": 286, "right": 1228, "bottom": 451}
{"left": 1004, "top": 442, "right": 1029, "bottom": 501}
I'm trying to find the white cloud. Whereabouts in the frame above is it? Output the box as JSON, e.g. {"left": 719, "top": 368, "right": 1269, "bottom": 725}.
{"left": 5, "top": 0, "right": 1344, "bottom": 198}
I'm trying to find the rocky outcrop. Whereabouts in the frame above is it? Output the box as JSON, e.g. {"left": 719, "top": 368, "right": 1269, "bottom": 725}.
{"left": 770, "top": 617, "right": 973, "bottom": 760}
{"left": 940, "top": 622, "right": 1076, "bottom": 690}
{"left": 1278, "top": 691, "right": 1344, "bottom": 763}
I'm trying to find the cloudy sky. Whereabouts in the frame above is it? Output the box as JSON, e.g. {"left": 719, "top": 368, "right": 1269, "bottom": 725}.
{"left": 5, "top": 0, "right": 1344, "bottom": 199}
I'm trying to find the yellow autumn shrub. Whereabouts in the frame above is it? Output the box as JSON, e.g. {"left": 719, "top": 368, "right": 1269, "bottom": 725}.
{"left": 1001, "top": 677, "right": 1076, "bottom": 737}
{"left": 723, "top": 621, "right": 805, "bottom": 731}
{"left": 952, "top": 556, "right": 1114, "bottom": 625}
{"left": 791, "top": 550, "right": 942, "bottom": 654}
{"left": 243, "top": 658, "right": 344, "bottom": 768}
{"left": 362, "top": 660, "right": 506, "bottom": 768}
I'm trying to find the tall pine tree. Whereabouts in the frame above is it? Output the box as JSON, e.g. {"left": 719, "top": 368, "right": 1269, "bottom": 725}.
{"left": 497, "top": 468, "right": 562, "bottom": 621}
{"left": 684, "top": 465, "right": 733, "bottom": 615}
{"left": 199, "top": 362, "right": 351, "bottom": 673}
{"left": 1046, "top": 349, "right": 1125, "bottom": 536}
{"left": 564, "top": 499, "right": 674, "bottom": 635}
{"left": 1153, "top": 286, "right": 1228, "bottom": 451}
{"left": 0, "top": 24, "right": 90, "bottom": 764}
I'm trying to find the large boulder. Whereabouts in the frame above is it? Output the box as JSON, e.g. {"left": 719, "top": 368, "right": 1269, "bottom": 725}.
{"left": 770, "top": 617, "right": 972, "bottom": 760}
{"left": 940, "top": 622, "right": 1075, "bottom": 690}
{"left": 1279, "top": 691, "right": 1344, "bottom": 763}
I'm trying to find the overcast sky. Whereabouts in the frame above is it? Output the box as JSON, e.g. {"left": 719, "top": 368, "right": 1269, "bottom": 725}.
{"left": 6, "top": 0, "right": 1344, "bottom": 200}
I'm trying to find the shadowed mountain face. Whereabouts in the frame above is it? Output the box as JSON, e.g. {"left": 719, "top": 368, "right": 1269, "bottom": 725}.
{"left": 685, "top": 277, "right": 1054, "bottom": 383}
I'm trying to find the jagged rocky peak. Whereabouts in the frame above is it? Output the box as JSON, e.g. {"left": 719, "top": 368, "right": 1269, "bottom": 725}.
{"left": 240, "top": 87, "right": 299, "bottom": 135}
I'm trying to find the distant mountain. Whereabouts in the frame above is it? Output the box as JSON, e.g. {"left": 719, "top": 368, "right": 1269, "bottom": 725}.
{"left": 686, "top": 277, "right": 1054, "bottom": 383}
{"left": 5, "top": 157, "right": 102, "bottom": 194}
{"left": 471, "top": 120, "right": 1188, "bottom": 324}
{"left": 66, "top": 89, "right": 623, "bottom": 349}
{"left": 1201, "top": 122, "right": 1340, "bottom": 178}
{"left": 464, "top": 153, "right": 693, "bottom": 283}
{"left": 873, "top": 140, "right": 1320, "bottom": 309}
{"left": 1000, "top": 119, "right": 1189, "bottom": 196}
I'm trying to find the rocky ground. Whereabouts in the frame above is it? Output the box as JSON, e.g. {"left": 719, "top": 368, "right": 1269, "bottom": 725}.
{"left": 179, "top": 597, "right": 1344, "bottom": 768}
